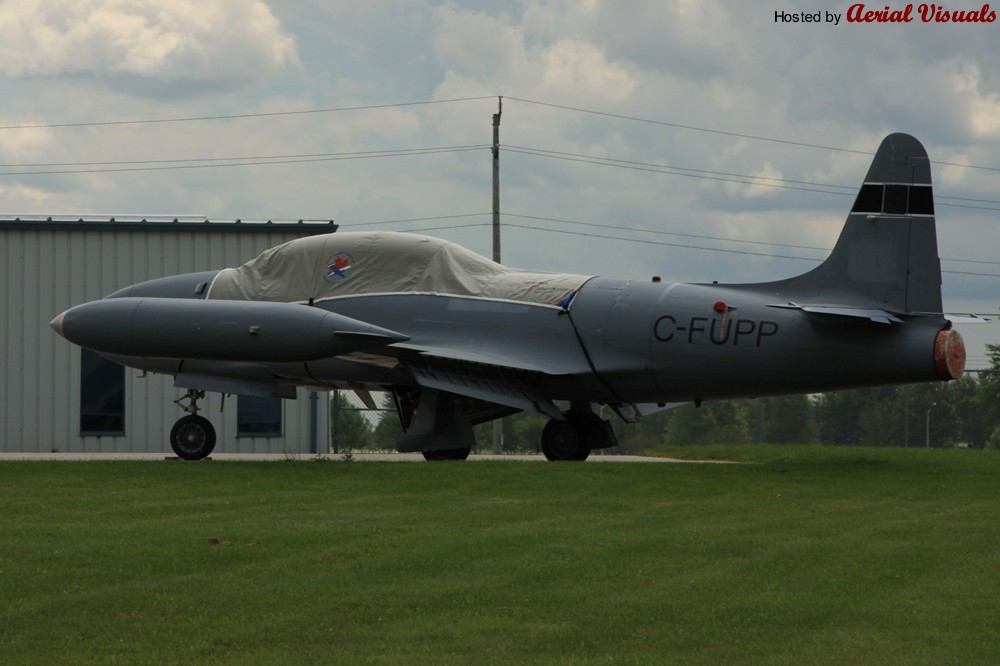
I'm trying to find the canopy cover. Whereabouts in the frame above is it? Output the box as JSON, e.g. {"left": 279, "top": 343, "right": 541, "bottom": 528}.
{"left": 207, "top": 232, "right": 591, "bottom": 306}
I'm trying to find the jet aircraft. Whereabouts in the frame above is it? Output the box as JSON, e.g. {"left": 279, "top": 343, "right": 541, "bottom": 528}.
{"left": 51, "top": 133, "right": 968, "bottom": 461}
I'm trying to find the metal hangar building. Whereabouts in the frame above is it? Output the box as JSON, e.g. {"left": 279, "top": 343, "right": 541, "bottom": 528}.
{"left": 1, "top": 216, "right": 336, "bottom": 455}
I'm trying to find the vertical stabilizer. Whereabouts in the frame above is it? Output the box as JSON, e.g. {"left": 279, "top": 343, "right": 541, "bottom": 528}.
{"left": 769, "top": 133, "right": 942, "bottom": 314}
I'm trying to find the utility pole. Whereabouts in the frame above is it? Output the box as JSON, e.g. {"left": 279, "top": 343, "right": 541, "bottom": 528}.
{"left": 492, "top": 96, "right": 502, "bottom": 263}
{"left": 491, "top": 96, "right": 503, "bottom": 455}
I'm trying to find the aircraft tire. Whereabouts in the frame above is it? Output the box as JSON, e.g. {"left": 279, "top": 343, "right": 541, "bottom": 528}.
{"left": 541, "top": 419, "right": 591, "bottom": 461}
{"left": 169, "top": 414, "right": 217, "bottom": 461}
{"left": 567, "top": 411, "right": 615, "bottom": 451}
{"left": 422, "top": 447, "right": 471, "bottom": 461}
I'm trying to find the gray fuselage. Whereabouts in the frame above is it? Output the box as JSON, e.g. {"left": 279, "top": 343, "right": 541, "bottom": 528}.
{"left": 102, "top": 269, "right": 947, "bottom": 408}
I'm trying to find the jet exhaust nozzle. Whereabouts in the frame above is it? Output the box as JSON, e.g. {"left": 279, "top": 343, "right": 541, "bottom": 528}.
{"left": 934, "top": 328, "right": 966, "bottom": 381}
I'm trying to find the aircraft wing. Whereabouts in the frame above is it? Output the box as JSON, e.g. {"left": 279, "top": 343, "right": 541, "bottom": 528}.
{"left": 397, "top": 344, "right": 571, "bottom": 420}
{"left": 324, "top": 294, "right": 599, "bottom": 420}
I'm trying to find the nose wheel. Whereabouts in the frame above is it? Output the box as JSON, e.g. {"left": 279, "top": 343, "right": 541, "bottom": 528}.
{"left": 169, "top": 389, "right": 216, "bottom": 460}
{"left": 170, "top": 414, "right": 217, "bottom": 460}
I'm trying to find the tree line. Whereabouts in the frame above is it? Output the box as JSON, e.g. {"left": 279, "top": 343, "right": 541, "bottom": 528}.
{"left": 330, "top": 344, "right": 1000, "bottom": 452}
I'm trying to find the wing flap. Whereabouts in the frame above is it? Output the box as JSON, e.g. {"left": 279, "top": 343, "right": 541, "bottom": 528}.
{"left": 393, "top": 342, "right": 576, "bottom": 375}
{"left": 408, "top": 358, "right": 564, "bottom": 420}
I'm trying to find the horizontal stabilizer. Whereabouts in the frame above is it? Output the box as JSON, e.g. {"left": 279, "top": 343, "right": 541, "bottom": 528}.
{"left": 768, "top": 302, "right": 903, "bottom": 324}
{"left": 945, "top": 313, "right": 991, "bottom": 324}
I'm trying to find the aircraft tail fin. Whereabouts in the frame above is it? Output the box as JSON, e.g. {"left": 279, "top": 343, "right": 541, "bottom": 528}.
{"left": 769, "top": 133, "right": 942, "bottom": 315}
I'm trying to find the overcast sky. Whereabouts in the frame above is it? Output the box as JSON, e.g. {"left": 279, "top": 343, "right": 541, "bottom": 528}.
{"left": 1, "top": 0, "right": 998, "bottom": 364}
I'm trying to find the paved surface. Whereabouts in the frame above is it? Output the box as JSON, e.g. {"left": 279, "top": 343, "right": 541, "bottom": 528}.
{"left": 0, "top": 452, "right": 734, "bottom": 463}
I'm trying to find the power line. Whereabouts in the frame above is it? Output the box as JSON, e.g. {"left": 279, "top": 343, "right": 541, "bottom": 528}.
{"left": 505, "top": 96, "right": 1000, "bottom": 174}
{"left": 500, "top": 218, "right": 1000, "bottom": 277}
{"left": 0, "top": 145, "right": 487, "bottom": 177}
{"left": 4, "top": 93, "right": 1000, "bottom": 175}
{"left": 2, "top": 93, "right": 996, "bottom": 273}
{"left": 505, "top": 146, "right": 851, "bottom": 196}
{"left": 337, "top": 210, "right": 999, "bottom": 271}
{"left": 398, "top": 222, "right": 490, "bottom": 235}
{"left": 342, "top": 213, "right": 490, "bottom": 228}
{"left": 8, "top": 135, "right": 996, "bottom": 214}
{"left": 505, "top": 97, "right": 875, "bottom": 156}
{"left": 0, "top": 147, "right": 485, "bottom": 169}
{"left": 503, "top": 223, "right": 822, "bottom": 261}
{"left": 506, "top": 146, "right": 1000, "bottom": 211}
{"left": 505, "top": 212, "right": 831, "bottom": 252}
{"left": 508, "top": 145, "right": 857, "bottom": 192}
{"left": 7, "top": 139, "right": 999, "bottom": 213}
{"left": 0, "top": 96, "right": 496, "bottom": 130}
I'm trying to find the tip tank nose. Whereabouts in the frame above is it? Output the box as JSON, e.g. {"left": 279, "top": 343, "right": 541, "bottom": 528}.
{"left": 50, "top": 310, "right": 67, "bottom": 338}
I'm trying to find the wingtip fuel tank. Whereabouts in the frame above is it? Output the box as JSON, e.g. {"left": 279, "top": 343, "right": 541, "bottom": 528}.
{"left": 50, "top": 297, "right": 409, "bottom": 362}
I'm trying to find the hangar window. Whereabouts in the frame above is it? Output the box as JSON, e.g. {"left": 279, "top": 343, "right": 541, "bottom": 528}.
{"left": 237, "top": 396, "right": 283, "bottom": 437}
{"left": 79, "top": 349, "right": 125, "bottom": 436}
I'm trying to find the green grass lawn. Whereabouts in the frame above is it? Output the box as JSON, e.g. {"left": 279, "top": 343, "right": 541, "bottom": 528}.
{"left": 2, "top": 447, "right": 1000, "bottom": 664}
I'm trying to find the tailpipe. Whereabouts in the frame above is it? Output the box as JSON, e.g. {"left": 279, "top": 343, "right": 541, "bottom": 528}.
{"left": 934, "top": 328, "right": 966, "bottom": 381}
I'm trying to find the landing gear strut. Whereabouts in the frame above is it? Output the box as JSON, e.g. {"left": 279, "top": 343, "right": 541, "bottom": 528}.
{"left": 169, "top": 389, "right": 216, "bottom": 460}
{"left": 541, "top": 404, "right": 617, "bottom": 462}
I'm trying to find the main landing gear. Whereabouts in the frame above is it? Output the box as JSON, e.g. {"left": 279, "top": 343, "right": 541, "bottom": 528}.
{"left": 396, "top": 387, "right": 616, "bottom": 462}
{"left": 540, "top": 404, "right": 618, "bottom": 462}
{"left": 422, "top": 448, "right": 472, "bottom": 461}
{"left": 169, "top": 389, "right": 217, "bottom": 461}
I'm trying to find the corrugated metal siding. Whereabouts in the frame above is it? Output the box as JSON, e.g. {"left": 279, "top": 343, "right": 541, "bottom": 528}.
{"left": 1, "top": 228, "right": 331, "bottom": 454}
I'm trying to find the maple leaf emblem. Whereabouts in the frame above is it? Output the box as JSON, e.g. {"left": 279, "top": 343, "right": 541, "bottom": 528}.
{"left": 323, "top": 253, "right": 355, "bottom": 283}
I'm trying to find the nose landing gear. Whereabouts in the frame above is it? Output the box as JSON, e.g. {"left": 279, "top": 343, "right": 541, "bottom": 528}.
{"left": 169, "top": 389, "right": 217, "bottom": 460}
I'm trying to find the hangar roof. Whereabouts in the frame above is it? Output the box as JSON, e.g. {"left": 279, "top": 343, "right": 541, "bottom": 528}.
{"left": 0, "top": 215, "right": 337, "bottom": 233}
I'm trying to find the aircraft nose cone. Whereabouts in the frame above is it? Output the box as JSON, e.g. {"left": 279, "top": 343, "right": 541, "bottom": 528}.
{"left": 50, "top": 310, "right": 67, "bottom": 338}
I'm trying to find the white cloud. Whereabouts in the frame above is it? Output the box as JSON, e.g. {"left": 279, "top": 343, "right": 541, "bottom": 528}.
{"left": 954, "top": 60, "right": 1000, "bottom": 140}
{"left": 432, "top": 6, "right": 529, "bottom": 86}
{"left": 542, "top": 40, "right": 634, "bottom": 101}
{"left": 0, "top": 182, "right": 52, "bottom": 205}
{"left": 0, "top": 0, "right": 298, "bottom": 87}
{"left": 0, "top": 123, "right": 56, "bottom": 160}
{"left": 724, "top": 161, "right": 783, "bottom": 199}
